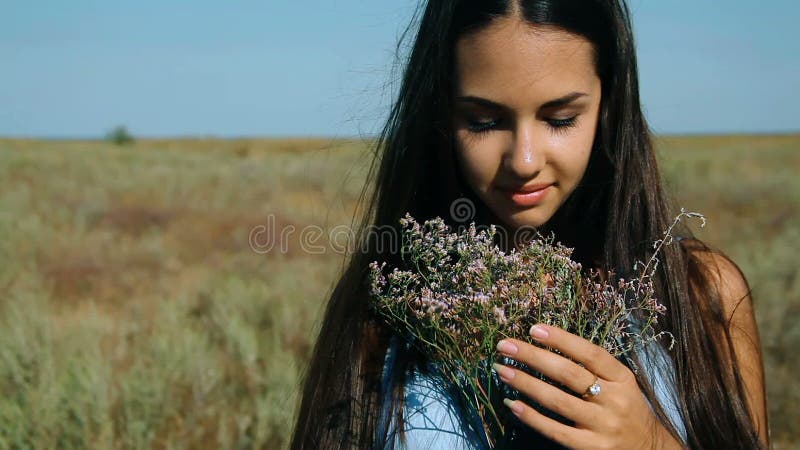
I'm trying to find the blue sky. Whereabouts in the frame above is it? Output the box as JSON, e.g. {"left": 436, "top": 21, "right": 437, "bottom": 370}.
{"left": 1, "top": 0, "right": 798, "bottom": 137}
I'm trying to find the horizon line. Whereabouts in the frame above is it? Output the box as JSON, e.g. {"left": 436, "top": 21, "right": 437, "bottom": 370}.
{"left": 2, "top": 129, "right": 800, "bottom": 141}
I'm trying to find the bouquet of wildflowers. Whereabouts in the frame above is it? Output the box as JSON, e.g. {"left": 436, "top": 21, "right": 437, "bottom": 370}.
{"left": 368, "top": 211, "right": 701, "bottom": 447}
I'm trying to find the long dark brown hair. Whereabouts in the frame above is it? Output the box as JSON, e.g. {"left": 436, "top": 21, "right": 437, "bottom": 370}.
{"left": 289, "top": 1, "right": 767, "bottom": 448}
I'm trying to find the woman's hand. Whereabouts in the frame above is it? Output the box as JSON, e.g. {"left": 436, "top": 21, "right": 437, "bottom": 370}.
{"left": 494, "top": 324, "right": 683, "bottom": 450}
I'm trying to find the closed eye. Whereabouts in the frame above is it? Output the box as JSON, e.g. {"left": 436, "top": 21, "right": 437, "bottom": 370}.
{"left": 462, "top": 115, "right": 579, "bottom": 135}
{"left": 467, "top": 118, "right": 500, "bottom": 133}
{"left": 546, "top": 116, "right": 578, "bottom": 134}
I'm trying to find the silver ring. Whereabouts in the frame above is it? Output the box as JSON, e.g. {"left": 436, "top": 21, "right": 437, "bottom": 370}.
{"left": 582, "top": 376, "right": 601, "bottom": 398}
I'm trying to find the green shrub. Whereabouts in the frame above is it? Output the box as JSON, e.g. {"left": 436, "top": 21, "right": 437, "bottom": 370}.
{"left": 105, "top": 126, "right": 134, "bottom": 146}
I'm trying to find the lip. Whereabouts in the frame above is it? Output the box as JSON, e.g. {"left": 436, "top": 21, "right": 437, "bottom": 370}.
{"left": 499, "top": 183, "right": 554, "bottom": 207}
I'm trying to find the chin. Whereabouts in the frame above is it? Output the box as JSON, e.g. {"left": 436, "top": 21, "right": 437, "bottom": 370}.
{"left": 486, "top": 205, "right": 556, "bottom": 236}
{"left": 478, "top": 187, "right": 563, "bottom": 232}
{"left": 506, "top": 209, "right": 553, "bottom": 228}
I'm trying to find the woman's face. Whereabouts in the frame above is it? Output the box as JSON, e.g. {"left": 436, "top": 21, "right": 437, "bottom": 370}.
{"left": 452, "top": 17, "right": 602, "bottom": 233}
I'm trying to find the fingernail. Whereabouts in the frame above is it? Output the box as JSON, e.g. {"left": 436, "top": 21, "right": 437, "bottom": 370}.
{"left": 530, "top": 324, "right": 549, "bottom": 340}
{"left": 492, "top": 363, "right": 515, "bottom": 382}
{"left": 503, "top": 398, "right": 523, "bottom": 415}
{"left": 496, "top": 340, "right": 518, "bottom": 355}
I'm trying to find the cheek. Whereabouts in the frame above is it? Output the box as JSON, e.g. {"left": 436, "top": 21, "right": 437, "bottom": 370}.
{"left": 552, "top": 124, "right": 595, "bottom": 182}
{"left": 454, "top": 134, "right": 502, "bottom": 191}
{"left": 562, "top": 141, "right": 592, "bottom": 180}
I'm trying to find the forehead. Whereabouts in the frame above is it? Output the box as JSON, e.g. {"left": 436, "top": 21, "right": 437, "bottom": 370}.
{"left": 454, "top": 18, "right": 599, "bottom": 101}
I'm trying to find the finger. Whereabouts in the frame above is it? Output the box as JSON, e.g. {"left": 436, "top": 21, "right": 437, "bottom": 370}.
{"left": 493, "top": 362, "right": 600, "bottom": 426}
{"left": 503, "top": 397, "right": 593, "bottom": 449}
{"left": 529, "top": 323, "right": 631, "bottom": 382}
{"left": 497, "top": 338, "right": 599, "bottom": 397}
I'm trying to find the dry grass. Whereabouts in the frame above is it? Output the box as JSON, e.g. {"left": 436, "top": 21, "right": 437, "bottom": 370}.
{"left": 0, "top": 135, "right": 797, "bottom": 449}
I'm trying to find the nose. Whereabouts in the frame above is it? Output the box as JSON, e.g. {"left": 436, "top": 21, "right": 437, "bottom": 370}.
{"left": 503, "top": 119, "right": 544, "bottom": 179}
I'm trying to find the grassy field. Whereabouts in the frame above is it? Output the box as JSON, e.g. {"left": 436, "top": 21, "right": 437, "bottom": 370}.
{"left": 0, "top": 135, "right": 797, "bottom": 449}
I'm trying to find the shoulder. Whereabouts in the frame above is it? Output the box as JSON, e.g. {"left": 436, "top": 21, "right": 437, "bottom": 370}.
{"left": 678, "top": 238, "right": 769, "bottom": 444}
{"left": 679, "top": 238, "right": 752, "bottom": 324}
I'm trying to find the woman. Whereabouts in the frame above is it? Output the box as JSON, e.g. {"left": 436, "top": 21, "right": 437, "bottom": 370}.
{"left": 290, "top": 1, "right": 769, "bottom": 449}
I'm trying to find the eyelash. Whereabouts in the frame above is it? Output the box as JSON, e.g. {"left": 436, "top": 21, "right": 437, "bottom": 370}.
{"left": 466, "top": 116, "right": 579, "bottom": 135}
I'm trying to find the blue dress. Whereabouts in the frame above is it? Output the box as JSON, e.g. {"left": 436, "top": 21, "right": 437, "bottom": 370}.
{"left": 376, "top": 335, "right": 688, "bottom": 449}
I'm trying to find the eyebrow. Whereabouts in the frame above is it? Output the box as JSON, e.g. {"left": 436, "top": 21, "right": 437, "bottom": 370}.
{"left": 455, "top": 91, "right": 588, "bottom": 110}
